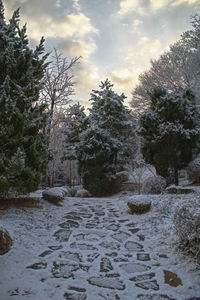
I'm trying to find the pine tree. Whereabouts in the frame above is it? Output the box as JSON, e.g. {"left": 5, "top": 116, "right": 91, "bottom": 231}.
{"left": 89, "top": 79, "right": 132, "bottom": 166}
{"left": 139, "top": 87, "right": 200, "bottom": 185}
{"left": 77, "top": 79, "right": 133, "bottom": 195}
{"left": 0, "top": 2, "right": 49, "bottom": 195}
{"left": 77, "top": 126, "right": 121, "bottom": 196}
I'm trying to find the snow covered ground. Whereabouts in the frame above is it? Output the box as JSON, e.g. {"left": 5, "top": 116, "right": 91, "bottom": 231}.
{"left": 0, "top": 188, "right": 200, "bottom": 300}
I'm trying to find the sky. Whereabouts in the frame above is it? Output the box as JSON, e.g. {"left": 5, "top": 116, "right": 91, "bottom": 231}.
{"left": 4, "top": 0, "right": 200, "bottom": 108}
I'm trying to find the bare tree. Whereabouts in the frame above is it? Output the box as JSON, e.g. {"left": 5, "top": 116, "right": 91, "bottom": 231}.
{"left": 131, "top": 15, "right": 200, "bottom": 117}
{"left": 40, "top": 49, "right": 81, "bottom": 186}
{"left": 41, "top": 48, "right": 81, "bottom": 136}
{"left": 131, "top": 42, "right": 197, "bottom": 116}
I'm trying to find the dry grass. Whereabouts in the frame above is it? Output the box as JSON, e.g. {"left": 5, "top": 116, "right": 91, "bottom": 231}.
{"left": 0, "top": 197, "right": 41, "bottom": 210}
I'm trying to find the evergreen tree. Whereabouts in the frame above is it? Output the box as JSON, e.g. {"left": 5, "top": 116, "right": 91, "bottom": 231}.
{"left": 89, "top": 79, "right": 132, "bottom": 166}
{"left": 0, "top": 2, "right": 49, "bottom": 194}
{"left": 139, "top": 87, "right": 200, "bottom": 185}
{"left": 77, "top": 79, "right": 133, "bottom": 195}
{"left": 77, "top": 126, "right": 121, "bottom": 196}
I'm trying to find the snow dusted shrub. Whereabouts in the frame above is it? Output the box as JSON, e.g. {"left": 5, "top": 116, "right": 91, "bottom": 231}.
{"left": 127, "top": 196, "right": 151, "bottom": 214}
{"left": 173, "top": 202, "right": 200, "bottom": 262}
{"left": 141, "top": 175, "right": 166, "bottom": 194}
{"left": 186, "top": 158, "right": 200, "bottom": 183}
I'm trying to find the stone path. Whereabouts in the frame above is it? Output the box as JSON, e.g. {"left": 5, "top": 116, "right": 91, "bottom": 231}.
{"left": 1, "top": 196, "right": 199, "bottom": 300}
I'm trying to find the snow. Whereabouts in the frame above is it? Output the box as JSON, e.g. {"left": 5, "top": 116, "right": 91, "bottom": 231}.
{"left": 0, "top": 189, "right": 200, "bottom": 300}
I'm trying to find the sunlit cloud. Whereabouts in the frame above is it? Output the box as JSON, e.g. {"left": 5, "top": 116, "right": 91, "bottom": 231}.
{"left": 59, "top": 38, "right": 97, "bottom": 61}
{"left": 111, "top": 69, "right": 134, "bottom": 89}
{"left": 118, "top": 0, "right": 145, "bottom": 16}
{"left": 5, "top": 1, "right": 98, "bottom": 42}
{"left": 73, "top": 63, "right": 101, "bottom": 108}
{"left": 110, "top": 68, "right": 135, "bottom": 102}
{"left": 127, "top": 37, "right": 169, "bottom": 67}
{"left": 133, "top": 19, "right": 143, "bottom": 29}
{"left": 109, "top": 37, "right": 170, "bottom": 102}
{"left": 22, "top": 13, "right": 98, "bottom": 42}
{"left": 118, "top": 0, "right": 200, "bottom": 16}
{"left": 171, "top": 0, "right": 200, "bottom": 6}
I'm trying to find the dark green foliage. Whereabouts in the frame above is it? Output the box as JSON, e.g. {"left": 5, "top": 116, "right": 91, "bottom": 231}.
{"left": 89, "top": 79, "right": 133, "bottom": 165}
{"left": 77, "top": 79, "right": 133, "bottom": 196}
{"left": 0, "top": 2, "right": 49, "bottom": 195}
{"left": 77, "top": 126, "right": 120, "bottom": 196}
{"left": 139, "top": 87, "right": 200, "bottom": 185}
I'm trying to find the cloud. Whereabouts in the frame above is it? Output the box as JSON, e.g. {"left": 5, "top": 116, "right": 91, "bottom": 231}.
{"left": 23, "top": 12, "right": 98, "bottom": 42}
{"left": 171, "top": 0, "right": 200, "bottom": 6}
{"left": 55, "top": 0, "right": 61, "bottom": 8}
{"left": 118, "top": 0, "right": 200, "bottom": 16}
{"left": 129, "top": 37, "right": 168, "bottom": 66}
{"left": 133, "top": 19, "right": 143, "bottom": 28}
{"left": 73, "top": 63, "right": 101, "bottom": 108}
{"left": 59, "top": 38, "right": 97, "bottom": 61}
{"left": 5, "top": 1, "right": 98, "bottom": 42}
{"left": 150, "top": 0, "right": 172, "bottom": 10}
{"left": 73, "top": 0, "right": 81, "bottom": 11}
{"left": 111, "top": 69, "right": 134, "bottom": 90}
{"left": 108, "top": 37, "right": 170, "bottom": 102}
{"left": 118, "top": 0, "right": 144, "bottom": 16}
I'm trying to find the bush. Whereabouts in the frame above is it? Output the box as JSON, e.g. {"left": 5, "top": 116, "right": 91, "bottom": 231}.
{"left": 77, "top": 126, "right": 120, "bottom": 196}
{"left": 186, "top": 158, "right": 200, "bottom": 183}
{"left": 165, "top": 185, "right": 194, "bottom": 194}
{"left": 127, "top": 196, "right": 151, "bottom": 214}
{"left": 173, "top": 202, "right": 200, "bottom": 262}
{"left": 81, "top": 165, "right": 117, "bottom": 197}
{"left": 141, "top": 175, "right": 166, "bottom": 194}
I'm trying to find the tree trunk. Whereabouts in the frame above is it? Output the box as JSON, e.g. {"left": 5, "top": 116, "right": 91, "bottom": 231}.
{"left": 174, "top": 167, "right": 179, "bottom": 186}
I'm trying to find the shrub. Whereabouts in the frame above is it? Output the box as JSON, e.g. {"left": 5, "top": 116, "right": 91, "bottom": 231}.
{"left": 77, "top": 126, "right": 120, "bottom": 196}
{"left": 141, "top": 175, "right": 166, "bottom": 194}
{"left": 173, "top": 202, "right": 200, "bottom": 262}
{"left": 127, "top": 196, "right": 151, "bottom": 214}
{"left": 166, "top": 185, "right": 194, "bottom": 194}
{"left": 186, "top": 158, "right": 200, "bottom": 183}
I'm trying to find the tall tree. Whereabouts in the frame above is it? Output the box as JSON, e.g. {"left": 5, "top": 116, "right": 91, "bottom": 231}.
{"left": 139, "top": 87, "right": 200, "bottom": 185}
{"left": 41, "top": 49, "right": 80, "bottom": 138}
{"left": 89, "top": 79, "right": 133, "bottom": 166}
{"left": 77, "top": 79, "right": 134, "bottom": 195}
{"left": 0, "top": 2, "right": 49, "bottom": 194}
{"left": 131, "top": 15, "right": 200, "bottom": 116}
